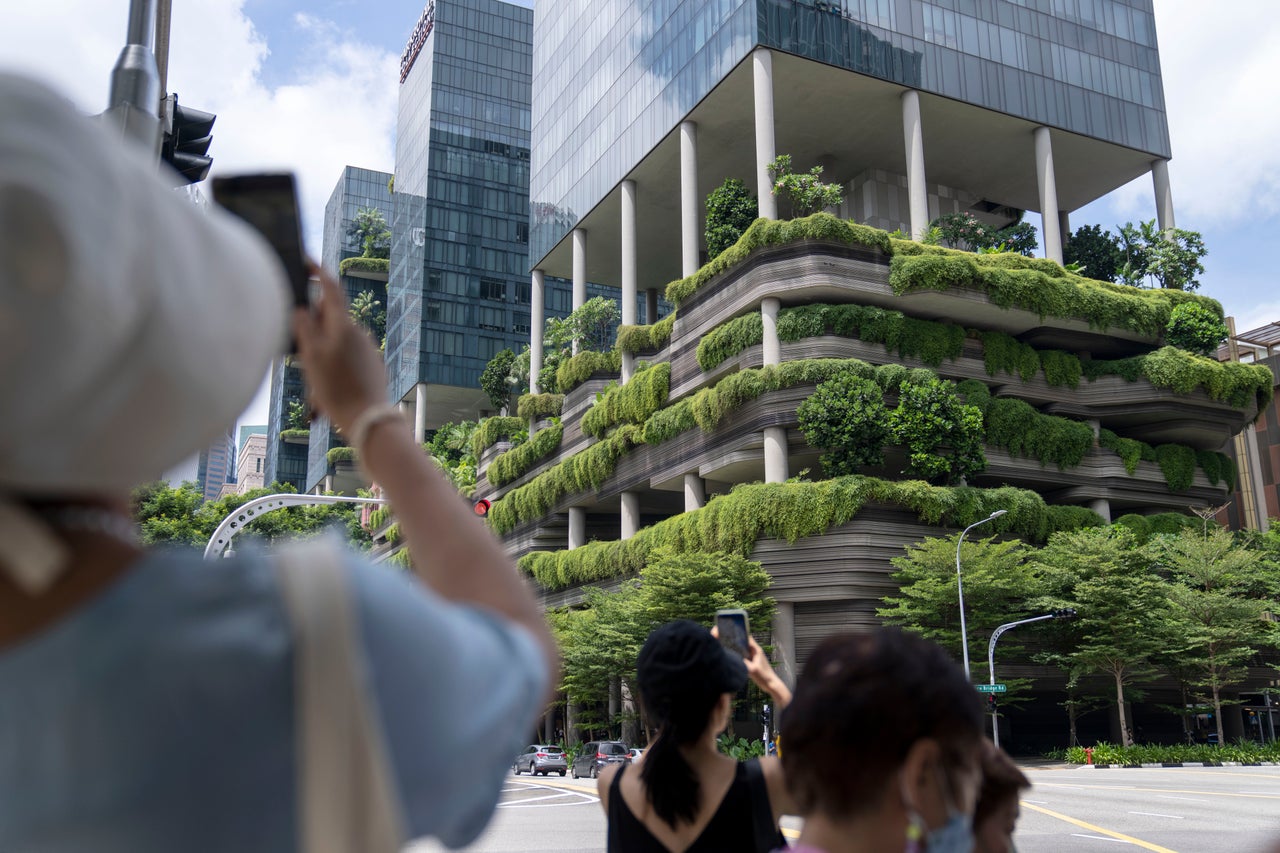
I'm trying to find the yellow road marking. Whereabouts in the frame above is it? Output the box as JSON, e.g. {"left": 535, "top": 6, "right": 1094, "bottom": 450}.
{"left": 1020, "top": 802, "right": 1178, "bottom": 852}
{"left": 1034, "top": 782, "right": 1280, "bottom": 800}
{"left": 782, "top": 827, "right": 800, "bottom": 839}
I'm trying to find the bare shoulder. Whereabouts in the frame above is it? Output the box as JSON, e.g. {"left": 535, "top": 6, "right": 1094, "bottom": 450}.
{"left": 597, "top": 762, "right": 623, "bottom": 808}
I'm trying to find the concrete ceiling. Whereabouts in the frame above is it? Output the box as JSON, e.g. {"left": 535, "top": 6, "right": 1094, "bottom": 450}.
{"left": 535, "top": 50, "right": 1161, "bottom": 292}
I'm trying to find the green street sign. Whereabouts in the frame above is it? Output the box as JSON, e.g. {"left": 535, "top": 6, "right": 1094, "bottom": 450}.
{"left": 975, "top": 683, "right": 1007, "bottom": 693}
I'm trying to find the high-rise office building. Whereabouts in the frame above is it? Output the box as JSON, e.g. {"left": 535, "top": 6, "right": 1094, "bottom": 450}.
{"left": 195, "top": 425, "right": 236, "bottom": 503}
{"left": 306, "top": 166, "right": 395, "bottom": 493}
{"left": 387, "top": 0, "right": 576, "bottom": 441}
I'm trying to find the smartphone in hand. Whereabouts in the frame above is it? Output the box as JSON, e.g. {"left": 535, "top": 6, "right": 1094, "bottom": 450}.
{"left": 211, "top": 172, "right": 310, "bottom": 307}
{"left": 715, "top": 608, "right": 751, "bottom": 659}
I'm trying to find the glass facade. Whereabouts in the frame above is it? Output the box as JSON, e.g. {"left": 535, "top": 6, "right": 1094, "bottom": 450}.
{"left": 388, "top": 0, "right": 572, "bottom": 406}
{"left": 308, "top": 167, "right": 395, "bottom": 492}
{"left": 263, "top": 357, "right": 308, "bottom": 493}
{"left": 530, "top": 0, "right": 1167, "bottom": 264}
{"left": 531, "top": 0, "right": 756, "bottom": 264}
{"left": 757, "top": 0, "right": 1168, "bottom": 158}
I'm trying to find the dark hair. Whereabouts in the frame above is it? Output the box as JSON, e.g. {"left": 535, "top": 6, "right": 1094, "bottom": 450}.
{"left": 973, "top": 741, "right": 1030, "bottom": 827}
{"left": 635, "top": 620, "right": 746, "bottom": 828}
{"left": 780, "top": 627, "right": 983, "bottom": 820}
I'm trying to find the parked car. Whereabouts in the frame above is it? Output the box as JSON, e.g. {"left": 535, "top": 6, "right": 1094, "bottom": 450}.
{"left": 571, "top": 740, "right": 630, "bottom": 779}
{"left": 512, "top": 744, "right": 567, "bottom": 776}
{"left": 628, "top": 748, "right": 645, "bottom": 762}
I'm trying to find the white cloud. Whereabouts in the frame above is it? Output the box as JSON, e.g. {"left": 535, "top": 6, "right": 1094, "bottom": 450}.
{"left": 0, "top": 0, "right": 398, "bottom": 254}
{"left": 1139, "top": 1, "right": 1280, "bottom": 225}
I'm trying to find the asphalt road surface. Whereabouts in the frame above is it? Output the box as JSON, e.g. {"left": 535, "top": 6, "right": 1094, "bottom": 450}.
{"left": 407, "top": 765, "right": 1280, "bottom": 852}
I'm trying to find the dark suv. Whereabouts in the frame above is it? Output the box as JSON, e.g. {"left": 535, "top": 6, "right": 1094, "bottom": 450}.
{"left": 571, "top": 741, "right": 630, "bottom": 779}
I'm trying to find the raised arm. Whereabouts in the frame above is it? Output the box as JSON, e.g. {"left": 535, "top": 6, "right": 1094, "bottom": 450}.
{"left": 293, "top": 268, "right": 558, "bottom": 700}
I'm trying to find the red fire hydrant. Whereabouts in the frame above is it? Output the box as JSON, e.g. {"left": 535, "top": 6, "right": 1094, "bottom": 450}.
{"left": 1085, "top": 747, "right": 1094, "bottom": 765}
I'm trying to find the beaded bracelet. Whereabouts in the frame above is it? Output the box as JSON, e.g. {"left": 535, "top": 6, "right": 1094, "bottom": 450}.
{"left": 345, "top": 404, "right": 405, "bottom": 451}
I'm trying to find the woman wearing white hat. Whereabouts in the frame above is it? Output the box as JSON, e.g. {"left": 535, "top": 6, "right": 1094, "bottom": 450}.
{"left": 0, "top": 72, "right": 557, "bottom": 852}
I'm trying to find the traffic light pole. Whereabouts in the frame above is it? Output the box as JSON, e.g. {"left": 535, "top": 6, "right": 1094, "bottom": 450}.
{"left": 104, "top": 0, "right": 162, "bottom": 152}
{"left": 986, "top": 610, "right": 1076, "bottom": 748}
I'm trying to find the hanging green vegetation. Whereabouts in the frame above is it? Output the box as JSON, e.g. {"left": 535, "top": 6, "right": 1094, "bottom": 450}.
{"left": 1154, "top": 443, "right": 1198, "bottom": 492}
{"left": 517, "top": 475, "right": 1104, "bottom": 589}
{"left": 487, "top": 422, "right": 565, "bottom": 487}
{"left": 386, "top": 548, "right": 412, "bottom": 569}
{"left": 979, "top": 330, "right": 1041, "bottom": 381}
{"left": 368, "top": 507, "right": 392, "bottom": 530}
{"left": 1087, "top": 347, "right": 1272, "bottom": 410}
{"left": 471, "top": 416, "right": 527, "bottom": 459}
{"left": 1039, "top": 349, "right": 1082, "bottom": 389}
{"left": 555, "top": 349, "right": 622, "bottom": 394}
{"left": 616, "top": 311, "right": 677, "bottom": 354}
{"left": 487, "top": 425, "right": 644, "bottom": 533}
{"left": 516, "top": 393, "right": 565, "bottom": 421}
{"left": 326, "top": 446, "right": 357, "bottom": 466}
{"left": 1097, "top": 429, "right": 1148, "bottom": 475}
{"left": 581, "top": 363, "right": 672, "bottom": 439}
{"left": 697, "top": 313, "right": 763, "bottom": 370}
{"left": 665, "top": 213, "right": 892, "bottom": 307}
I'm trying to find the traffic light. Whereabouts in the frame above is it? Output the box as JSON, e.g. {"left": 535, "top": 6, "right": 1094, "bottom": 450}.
{"left": 473, "top": 499, "right": 491, "bottom": 516}
{"left": 162, "top": 94, "right": 215, "bottom": 183}
{"left": 1052, "top": 608, "right": 1078, "bottom": 620}
{"left": 759, "top": 705, "right": 773, "bottom": 728}
{"left": 988, "top": 695, "right": 998, "bottom": 714}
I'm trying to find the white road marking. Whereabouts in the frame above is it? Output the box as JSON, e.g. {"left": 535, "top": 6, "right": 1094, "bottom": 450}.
{"left": 1155, "top": 795, "right": 1207, "bottom": 802}
{"left": 1071, "top": 834, "right": 1133, "bottom": 844}
{"left": 1127, "top": 811, "right": 1184, "bottom": 819}
{"left": 1022, "top": 799, "right": 1049, "bottom": 805}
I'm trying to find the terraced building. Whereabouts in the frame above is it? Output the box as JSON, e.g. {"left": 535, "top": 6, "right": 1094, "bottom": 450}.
{"left": 469, "top": 0, "right": 1274, "bottom": 748}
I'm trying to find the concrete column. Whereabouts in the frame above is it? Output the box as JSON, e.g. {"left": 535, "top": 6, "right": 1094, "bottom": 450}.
{"left": 397, "top": 400, "right": 409, "bottom": 416}
{"left": 413, "top": 381, "right": 428, "bottom": 444}
{"left": 773, "top": 600, "right": 797, "bottom": 689}
{"left": 530, "top": 269, "right": 545, "bottom": 395}
{"left": 1151, "top": 159, "right": 1176, "bottom": 233}
{"left": 683, "top": 473, "right": 706, "bottom": 512}
{"left": 621, "top": 180, "right": 638, "bottom": 383}
{"left": 621, "top": 491, "right": 640, "bottom": 539}
{"left": 646, "top": 289, "right": 659, "bottom": 325}
{"left": 324, "top": 474, "right": 334, "bottom": 493}
{"left": 1058, "top": 210, "right": 1072, "bottom": 251}
{"left": 1034, "top": 126, "right": 1063, "bottom": 264}
{"left": 762, "top": 297, "right": 781, "bottom": 367}
{"left": 568, "top": 506, "right": 586, "bottom": 550}
{"left": 752, "top": 49, "right": 777, "bottom": 220}
{"left": 764, "top": 426, "right": 788, "bottom": 483}
{"left": 1090, "top": 498, "right": 1112, "bottom": 524}
{"left": 901, "top": 89, "right": 929, "bottom": 240}
{"left": 680, "top": 120, "right": 700, "bottom": 276}
{"left": 572, "top": 228, "right": 587, "bottom": 354}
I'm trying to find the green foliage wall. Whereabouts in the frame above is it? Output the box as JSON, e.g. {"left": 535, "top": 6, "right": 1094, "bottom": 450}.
{"left": 555, "top": 350, "right": 622, "bottom": 394}
{"left": 487, "top": 422, "right": 564, "bottom": 487}
{"left": 471, "top": 416, "right": 526, "bottom": 459}
{"left": 581, "top": 363, "right": 672, "bottom": 439}
{"left": 616, "top": 311, "right": 676, "bottom": 354}
{"left": 516, "top": 393, "right": 565, "bottom": 421}
{"left": 518, "top": 475, "right": 1103, "bottom": 589}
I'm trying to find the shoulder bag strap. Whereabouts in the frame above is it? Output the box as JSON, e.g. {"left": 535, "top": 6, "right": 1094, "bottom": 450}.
{"left": 276, "top": 542, "right": 407, "bottom": 853}
{"left": 743, "top": 757, "right": 786, "bottom": 851}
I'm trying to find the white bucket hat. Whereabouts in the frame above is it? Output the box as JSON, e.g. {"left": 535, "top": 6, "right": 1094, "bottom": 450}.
{"left": 0, "top": 72, "right": 290, "bottom": 588}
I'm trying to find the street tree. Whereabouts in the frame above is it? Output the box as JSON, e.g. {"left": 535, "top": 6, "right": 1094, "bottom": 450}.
{"left": 1149, "top": 527, "right": 1272, "bottom": 745}
{"left": 879, "top": 534, "right": 1037, "bottom": 684}
{"left": 1033, "top": 526, "right": 1175, "bottom": 747}
{"left": 705, "top": 177, "right": 758, "bottom": 260}
{"left": 1063, "top": 224, "right": 1123, "bottom": 283}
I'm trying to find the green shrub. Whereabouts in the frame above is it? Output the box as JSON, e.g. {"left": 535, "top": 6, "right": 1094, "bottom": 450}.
{"left": 338, "top": 256, "right": 390, "bottom": 276}
{"left": 1040, "top": 350, "right": 1082, "bottom": 389}
{"left": 386, "top": 548, "right": 412, "bottom": 569}
{"left": 887, "top": 379, "right": 987, "bottom": 484}
{"left": 581, "top": 363, "right": 672, "bottom": 438}
{"left": 488, "top": 422, "right": 564, "bottom": 487}
{"left": 518, "top": 475, "right": 1102, "bottom": 589}
{"left": 797, "top": 373, "right": 890, "bottom": 475}
{"left": 516, "top": 393, "right": 565, "bottom": 421}
{"left": 280, "top": 428, "right": 310, "bottom": 441}
{"left": 555, "top": 350, "right": 622, "bottom": 393}
{"left": 979, "top": 330, "right": 1040, "bottom": 381}
{"left": 665, "top": 214, "right": 892, "bottom": 307}
{"left": 1166, "top": 302, "right": 1228, "bottom": 356}
{"left": 471, "top": 416, "right": 526, "bottom": 458}
{"left": 1084, "top": 347, "right": 1272, "bottom": 411}
{"left": 1098, "top": 429, "right": 1145, "bottom": 475}
{"left": 383, "top": 523, "right": 401, "bottom": 545}
{"left": 325, "top": 446, "right": 356, "bottom": 466}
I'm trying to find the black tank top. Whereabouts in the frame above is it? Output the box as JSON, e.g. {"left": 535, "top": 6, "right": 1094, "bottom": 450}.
{"left": 605, "top": 759, "right": 786, "bottom": 852}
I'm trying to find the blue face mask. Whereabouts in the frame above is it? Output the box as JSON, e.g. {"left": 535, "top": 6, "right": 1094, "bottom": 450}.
{"left": 903, "top": 772, "right": 975, "bottom": 853}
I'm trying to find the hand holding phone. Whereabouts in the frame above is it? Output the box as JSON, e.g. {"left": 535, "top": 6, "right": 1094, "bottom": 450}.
{"left": 211, "top": 173, "right": 310, "bottom": 307}
{"left": 715, "top": 608, "right": 750, "bottom": 659}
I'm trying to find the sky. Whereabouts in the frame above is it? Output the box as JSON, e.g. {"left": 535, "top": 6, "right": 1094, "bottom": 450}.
{"left": 1, "top": 0, "right": 1275, "bottom": 439}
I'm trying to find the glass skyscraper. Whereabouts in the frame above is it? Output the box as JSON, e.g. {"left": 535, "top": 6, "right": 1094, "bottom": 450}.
{"left": 388, "top": 0, "right": 573, "bottom": 431}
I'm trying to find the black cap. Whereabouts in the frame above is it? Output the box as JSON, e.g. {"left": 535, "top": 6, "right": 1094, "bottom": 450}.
{"left": 637, "top": 619, "right": 748, "bottom": 702}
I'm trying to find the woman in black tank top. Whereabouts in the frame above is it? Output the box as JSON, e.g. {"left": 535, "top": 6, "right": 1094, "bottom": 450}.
{"left": 597, "top": 620, "right": 794, "bottom": 852}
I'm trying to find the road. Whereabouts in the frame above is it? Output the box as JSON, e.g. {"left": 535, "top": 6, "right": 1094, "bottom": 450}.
{"left": 407, "top": 765, "right": 1280, "bottom": 852}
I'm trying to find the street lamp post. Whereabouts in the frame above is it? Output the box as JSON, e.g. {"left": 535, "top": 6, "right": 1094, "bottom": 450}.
{"left": 986, "top": 609, "right": 1077, "bottom": 748}
{"left": 955, "top": 510, "right": 1007, "bottom": 681}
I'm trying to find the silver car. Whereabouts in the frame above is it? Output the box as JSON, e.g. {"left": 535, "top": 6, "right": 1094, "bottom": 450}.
{"left": 512, "top": 744, "right": 567, "bottom": 776}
